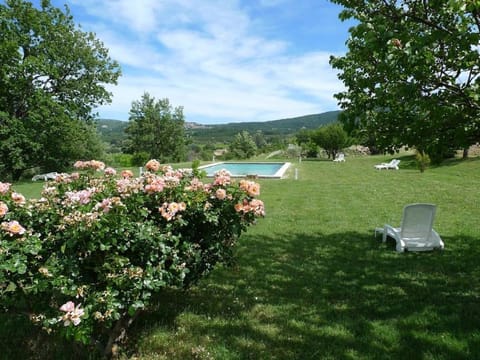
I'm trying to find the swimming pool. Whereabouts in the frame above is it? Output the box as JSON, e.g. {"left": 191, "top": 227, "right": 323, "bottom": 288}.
{"left": 199, "top": 162, "right": 291, "bottom": 178}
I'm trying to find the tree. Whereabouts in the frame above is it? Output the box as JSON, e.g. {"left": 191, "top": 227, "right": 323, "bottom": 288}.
{"left": 329, "top": 0, "right": 480, "bottom": 162}
{"left": 229, "top": 131, "right": 257, "bottom": 159}
{"left": 295, "top": 128, "right": 319, "bottom": 157}
{"left": 312, "top": 123, "right": 348, "bottom": 160}
{"left": 124, "top": 93, "right": 187, "bottom": 163}
{"left": 253, "top": 130, "right": 267, "bottom": 150}
{"left": 0, "top": 0, "right": 121, "bottom": 180}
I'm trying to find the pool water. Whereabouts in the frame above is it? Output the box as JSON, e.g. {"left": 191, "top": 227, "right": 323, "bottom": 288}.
{"left": 199, "top": 162, "right": 290, "bottom": 178}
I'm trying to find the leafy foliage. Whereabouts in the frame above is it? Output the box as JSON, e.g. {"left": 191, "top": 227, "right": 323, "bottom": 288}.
{"left": 415, "top": 150, "right": 431, "bottom": 173}
{"left": 0, "top": 160, "right": 264, "bottom": 356}
{"left": 330, "top": 0, "right": 480, "bottom": 161}
{"left": 294, "top": 128, "right": 319, "bottom": 157}
{"left": 0, "top": 0, "right": 121, "bottom": 180}
{"left": 228, "top": 131, "right": 258, "bottom": 159}
{"left": 124, "top": 93, "right": 187, "bottom": 163}
{"left": 312, "top": 123, "right": 348, "bottom": 159}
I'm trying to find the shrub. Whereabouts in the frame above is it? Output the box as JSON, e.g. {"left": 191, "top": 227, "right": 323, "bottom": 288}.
{"left": 416, "top": 150, "right": 431, "bottom": 173}
{"left": 131, "top": 151, "right": 150, "bottom": 166}
{"left": 110, "top": 153, "right": 134, "bottom": 167}
{"left": 0, "top": 160, "right": 264, "bottom": 356}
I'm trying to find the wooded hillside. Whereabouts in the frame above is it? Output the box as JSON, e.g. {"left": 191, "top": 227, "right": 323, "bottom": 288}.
{"left": 97, "top": 111, "right": 340, "bottom": 148}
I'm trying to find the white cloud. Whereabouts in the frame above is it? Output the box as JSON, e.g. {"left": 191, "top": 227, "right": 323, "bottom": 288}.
{"left": 67, "top": 0, "right": 345, "bottom": 123}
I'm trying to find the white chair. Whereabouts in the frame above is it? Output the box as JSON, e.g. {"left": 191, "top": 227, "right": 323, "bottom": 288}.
{"left": 374, "top": 159, "right": 400, "bottom": 170}
{"left": 333, "top": 153, "right": 345, "bottom": 162}
{"left": 375, "top": 203, "right": 444, "bottom": 252}
{"left": 32, "top": 172, "right": 58, "bottom": 181}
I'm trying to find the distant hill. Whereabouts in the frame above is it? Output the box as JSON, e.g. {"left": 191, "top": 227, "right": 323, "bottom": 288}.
{"left": 96, "top": 110, "right": 341, "bottom": 147}
{"left": 186, "top": 111, "right": 341, "bottom": 143}
{"left": 96, "top": 119, "right": 128, "bottom": 150}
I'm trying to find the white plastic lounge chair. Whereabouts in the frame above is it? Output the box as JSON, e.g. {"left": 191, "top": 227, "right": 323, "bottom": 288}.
{"left": 32, "top": 172, "right": 58, "bottom": 181}
{"left": 374, "top": 159, "right": 400, "bottom": 170}
{"left": 333, "top": 153, "right": 345, "bottom": 162}
{"left": 375, "top": 203, "right": 444, "bottom": 252}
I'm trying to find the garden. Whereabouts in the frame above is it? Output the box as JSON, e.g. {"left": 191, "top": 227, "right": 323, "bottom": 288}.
{"left": 1, "top": 153, "right": 479, "bottom": 359}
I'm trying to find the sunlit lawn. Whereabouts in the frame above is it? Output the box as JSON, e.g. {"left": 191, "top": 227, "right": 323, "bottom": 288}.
{"left": 1, "top": 154, "right": 480, "bottom": 359}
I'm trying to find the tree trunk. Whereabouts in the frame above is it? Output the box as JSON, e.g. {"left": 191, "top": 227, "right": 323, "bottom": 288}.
{"left": 12, "top": 169, "right": 24, "bottom": 182}
{"left": 102, "top": 310, "right": 141, "bottom": 358}
{"left": 463, "top": 148, "right": 469, "bottom": 159}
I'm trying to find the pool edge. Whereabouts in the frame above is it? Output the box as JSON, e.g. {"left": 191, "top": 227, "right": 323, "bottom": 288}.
{"left": 198, "top": 162, "right": 291, "bottom": 179}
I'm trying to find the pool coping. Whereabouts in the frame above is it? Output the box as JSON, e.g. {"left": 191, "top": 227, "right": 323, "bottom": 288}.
{"left": 198, "top": 162, "right": 291, "bottom": 179}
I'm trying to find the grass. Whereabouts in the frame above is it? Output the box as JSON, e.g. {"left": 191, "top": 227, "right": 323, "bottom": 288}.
{"left": 1, "top": 153, "right": 480, "bottom": 359}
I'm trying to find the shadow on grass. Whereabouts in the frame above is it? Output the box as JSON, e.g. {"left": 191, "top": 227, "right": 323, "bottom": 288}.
{"left": 2, "top": 231, "right": 480, "bottom": 359}
{"left": 437, "top": 156, "right": 480, "bottom": 168}
{"left": 127, "top": 231, "right": 480, "bottom": 359}
{"left": 393, "top": 154, "right": 480, "bottom": 171}
{"left": 0, "top": 315, "right": 86, "bottom": 360}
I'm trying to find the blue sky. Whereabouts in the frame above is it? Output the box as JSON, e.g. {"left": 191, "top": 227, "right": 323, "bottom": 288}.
{"left": 36, "top": 0, "right": 354, "bottom": 124}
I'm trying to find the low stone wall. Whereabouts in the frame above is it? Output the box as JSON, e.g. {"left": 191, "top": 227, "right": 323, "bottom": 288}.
{"left": 467, "top": 144, "right": 480, "bottom": 157}
{"left": 345, "top": 145, "right": 371, "bottom": 156}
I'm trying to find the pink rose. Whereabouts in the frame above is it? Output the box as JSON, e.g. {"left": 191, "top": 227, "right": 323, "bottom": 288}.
{"left": 145, "top": 159, "right": 161, "bottom": 172}
{"left": 215, "top": 188, "right": 227, "bottom": 200}
{"left": 1, "top": 220, "right": 26, "bottom": 236}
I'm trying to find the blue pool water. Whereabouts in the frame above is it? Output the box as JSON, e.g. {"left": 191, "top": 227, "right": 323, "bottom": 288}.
{"left": 199, "top": 162, "right": 290, "bottom": 178}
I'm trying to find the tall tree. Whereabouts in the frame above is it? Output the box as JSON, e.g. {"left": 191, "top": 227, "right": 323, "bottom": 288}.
{"left": 229, "top": 131, "right": 257, "bottom": 159}
{"left": 0, "top": 0, "right": 120, "bottom": 180}
{"left": 330, "top": 0, "right": 480, "bottom": 162}
{"left": 295, "top": 128, "right": 318, "bottom": 157}
{"left": 125, "top": 93, "right": 187, "bottom": 163}
{"left": 312, "top": 123, "right": 348, "bottom": 160}
{"left": 253, "top": 130, "right": 267, "bottom": 150}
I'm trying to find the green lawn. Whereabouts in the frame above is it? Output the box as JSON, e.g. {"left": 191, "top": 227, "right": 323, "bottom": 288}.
{"left": 2, "top": 154, "right": 480, "bottom": 359}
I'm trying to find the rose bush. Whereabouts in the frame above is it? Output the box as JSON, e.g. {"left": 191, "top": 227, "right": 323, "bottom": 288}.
{"left": 0, "top": 160, "right": 264, "bottom": 356}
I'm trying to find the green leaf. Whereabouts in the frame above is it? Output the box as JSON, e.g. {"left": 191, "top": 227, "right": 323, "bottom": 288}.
{"left": 5, "top": 282, "right": 17, "bottom": 292}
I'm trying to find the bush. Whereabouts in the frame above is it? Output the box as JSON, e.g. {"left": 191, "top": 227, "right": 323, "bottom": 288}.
{"left": 131, "top": 151, "right": 150, "bottom": 166}
{"left": 110, "top": 153, "right": 133, "bottom": 167}
{"left": 0, "top": 160, "right": 264, "bottom": 356}
{"left": 416, "top": 150, "right": 431, "bottom": 173}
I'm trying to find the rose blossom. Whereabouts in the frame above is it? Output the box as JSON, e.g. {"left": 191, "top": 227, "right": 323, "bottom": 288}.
{"left": 213, "top": 169, "right": 231, "bottom": 186}
{"left": 234, "top": 203, "right": 244, "bottom": 212}
{"left": 90, "top": 160, "right": 105, "bottom": 171}
{"left": 73, "top": 160, "right": 86, "bottom": 169}
{"left": 74, "top": 160, "right": 105, "bottom": 171}
{"left": 59, "top": 301, "right": 85, "bottom": 326}
{"left": 95, "top": 197, "right": 123, "bottom": 213}
{"left": 186, "top": 178, "right": 204, "bottom": 191}
{"left": 96, "top": 198, "right": 113, "bottom": 213}
{"left": 11, "top": 192, "right": 26, "bottom": 205}
{"left": 144, "top": 178, "right": 165, "bottom": 194}
{"left": 65, "top": 189, "right": 93, "bottom": 205}
{"left": 239, "top": 180, "right": 260, "bottom": 197}
{"left": 1, "top": 220, "right": 26, "bottom": 236}
{"left": 145, "top": 159, "right": 161, "bottom": 172}
{"left": 159, "top": 201, "right": 186, "bottom": 221}
{"left": 0, "top": 182, "right": 11, "bottom": 195}
{"left": 215, "top": 188, "right": 227, "bottom": 200}
{"left": 121, "top": 170, "right": 134, "bottom": 178}
{"left": 249, "top": 199, "right": 265, "bottom": 216}
{"left": 38, "top": 267, "right": 53, "bottom": 277}
{"left": 104, "top": 167, "right": 117, "bottom": 176}
{"left": 0, "top": 202, "right": 8, "bottom": 217}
